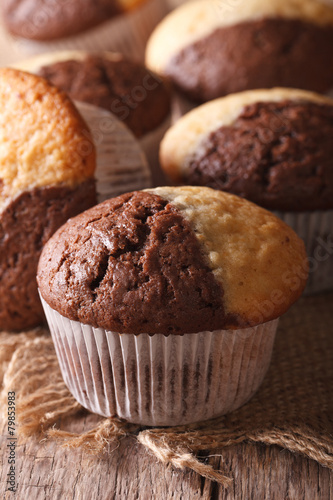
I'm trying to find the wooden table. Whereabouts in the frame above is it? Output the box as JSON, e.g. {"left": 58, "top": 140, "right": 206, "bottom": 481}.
{"left": 1, "top": 412, "right": 332, "bottom": 500}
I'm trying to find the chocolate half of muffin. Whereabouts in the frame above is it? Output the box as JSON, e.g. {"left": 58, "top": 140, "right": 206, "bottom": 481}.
{"left": 166, "top": 18, "right": 333, "bottom": 101}
{"left": 0, "top": 182, "right": 96, "bottom": 331}
{"left": 38, "top": 55, "right": 171, "bottom": 138}
{"left": 2, "top": 0, "right": 123, "bottom": 41}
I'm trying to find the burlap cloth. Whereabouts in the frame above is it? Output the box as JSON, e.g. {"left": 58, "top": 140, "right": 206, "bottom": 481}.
{"left": 0, "top": 293, "right": 332, "bottom": 487}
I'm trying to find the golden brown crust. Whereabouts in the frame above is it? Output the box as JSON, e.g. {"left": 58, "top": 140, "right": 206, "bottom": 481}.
{"left": 146, "top": 186, "right": 308, "bottom": 326}
{"left": 0, "top": 68, "right": 95, "bottom": 211}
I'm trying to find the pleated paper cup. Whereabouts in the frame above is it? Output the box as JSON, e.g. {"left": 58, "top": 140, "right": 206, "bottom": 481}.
{"left": 75, "top": 102, "right": 152, "bottom": 202}
{"left": 41, "top": 296, "right": 278, "bottom": 427}
{"left": 9, "top": 0, "right": 169, "bottom": 62}
{"left": 139, "top": 114, "right": 171, "bottom": 186}
{"left": 171, "top": 92, "right": 198, "bottom": 123}
{"left": 274, "top": 210, "right": 333, "bottom": 295}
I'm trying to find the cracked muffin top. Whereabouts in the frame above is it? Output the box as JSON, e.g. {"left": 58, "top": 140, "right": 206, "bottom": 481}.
{"left": 146, "top": 0, "right": 333, "bottom": 100}
{"left": 160, "top": 88, "right": 333, "bottom": 211}
{"left": 14, "top": 51, "right": 171, "bottom": 139}
{"left": 37, "top": 186, "right": 308, "bottom": 335}
{"left": 2, "top": 0, "right": 149, "bottom": 41}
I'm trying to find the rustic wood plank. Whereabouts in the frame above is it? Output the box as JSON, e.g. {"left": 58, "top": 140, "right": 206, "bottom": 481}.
{"left": 1, "top": 414, "right": 332, "bottom": 499}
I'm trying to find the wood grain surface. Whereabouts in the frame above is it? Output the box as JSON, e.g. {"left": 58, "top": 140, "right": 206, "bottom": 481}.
{"left": 1, "top": 412, "right": 332, "bottom": 500}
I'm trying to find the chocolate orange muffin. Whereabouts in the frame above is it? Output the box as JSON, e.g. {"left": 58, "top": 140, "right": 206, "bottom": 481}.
{"left": 2, "top": 0, "right": 168, "bottom": 61}
{"left": 160, "top": 88, "right": 333, "bottom": 293}
{"left": 0, "top": 68, "right": 96, "bottom": 332}
{"left": 15, "top": 50, "right": 171, "bottom": 185}
{"left": 37, "top": 186, "right": 308, "bottom": 425}
{"left": 146, "top": 0, "right": 333, "bottom": 112}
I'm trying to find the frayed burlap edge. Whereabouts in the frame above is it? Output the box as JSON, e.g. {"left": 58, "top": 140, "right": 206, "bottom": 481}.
{"left": 1, "top": 294, "right": 333, "bottom": 487}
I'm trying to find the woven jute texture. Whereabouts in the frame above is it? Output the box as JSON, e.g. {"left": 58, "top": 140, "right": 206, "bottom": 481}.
{"left": 0, "top": 293, "right": 332, "bottom": 487}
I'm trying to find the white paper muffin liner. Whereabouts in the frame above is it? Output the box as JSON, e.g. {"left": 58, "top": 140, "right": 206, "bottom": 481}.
{"left": 40, "top": 296, "right": 278, "bottom": 426}
{"left": 75, "top": 101, "right": 152, "bottom": 202}
{"left": 9, "top": 0, "right": 169, "bottom": 62}
{"left": 274, "top": 210, "right": 333, "bottom": 295}
{"left": 171, "top": 92, "right": 198, "bottom": 123}
{"left": 139, "top": 114, "right": 171, "bottom": 186}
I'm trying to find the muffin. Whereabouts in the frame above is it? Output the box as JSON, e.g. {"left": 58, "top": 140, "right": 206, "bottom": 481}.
{"left": 14, "top": 50, "right": 171, "bottom": 185}
{"left": 2, "top": 0, "right": 169, "bottom": 62}
{"left": 146, "top": 0, "right": 333, "bottom": 117}
{"left": 0, "top": 68, "right": 96, "bottom": 332}
{"left": 37, "top": 186, "right": 308, "bottom": 426}
{"left": 160, "top": 88, "right": 333, "bottom": 293}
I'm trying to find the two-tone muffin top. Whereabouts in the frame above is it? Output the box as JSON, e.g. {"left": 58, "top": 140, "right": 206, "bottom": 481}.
{"left": 146, "top": 0, "right": 333, "bottom": 100}
{"left": 15, "top": 51, "right": 171, "bottom": 139}
{"left": 160, "top": 88, "right": 333, "bottom": 211}
{"left": 37, "top": 186, "right": 308, "bottom": 335}
{"left": 0, "top": 67, "right": 96, "bottom": 212}
{"left": 2, "top": 0, "right": 148, "bottom": 41}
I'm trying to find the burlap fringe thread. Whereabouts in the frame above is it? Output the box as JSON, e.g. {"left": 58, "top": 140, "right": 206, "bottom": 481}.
{"left": 1, "top": 293, "right": 333, "bottom": 487}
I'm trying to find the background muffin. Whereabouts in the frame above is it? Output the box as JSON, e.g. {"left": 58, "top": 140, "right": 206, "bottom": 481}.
{"left": 160, "top": 88, "right": 333, "bottom": 293}
{"left": 160, "top": 88, "right": 333, "bottom": 210}
{"left": 2, "top": 0, "right": 169, "bottom": 61}
{"left": 0, "top": 68, "right": 96, "bottom": 332}
{"left": 146, "top": 0, "right": 333, "bottom": 114}
{"left": 38, "top": 186, "right": 308, "bottom": 425}
{"left": 14, "top": 50, "right": 171, "bottom": 185}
